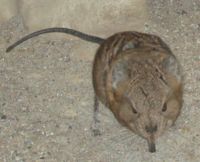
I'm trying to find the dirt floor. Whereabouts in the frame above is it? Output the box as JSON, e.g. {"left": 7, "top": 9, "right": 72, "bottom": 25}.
{"left": 0, "top": 0, "right": 200, "bottom": 162}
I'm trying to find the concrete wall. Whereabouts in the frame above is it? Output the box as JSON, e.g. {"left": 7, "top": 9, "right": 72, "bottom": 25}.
{"left": 0, "top": 0, "right": 148, "bottom": 35}
{"left": 0, "top": 0, "right": 18, "bottom": 23}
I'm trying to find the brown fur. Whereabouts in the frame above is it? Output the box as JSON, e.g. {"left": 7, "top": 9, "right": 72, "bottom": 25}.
{"left": 92, "top": 32, "right": 183, "bottom": 152}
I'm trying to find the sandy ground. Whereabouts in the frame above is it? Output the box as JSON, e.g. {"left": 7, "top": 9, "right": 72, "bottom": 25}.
{"left": 0, "top": 0, "right": 200, "bottom": 162}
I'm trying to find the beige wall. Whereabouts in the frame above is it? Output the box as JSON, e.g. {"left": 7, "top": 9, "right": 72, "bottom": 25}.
{"left": 0, "top": 0, "right": 148, "bottom": 35}
{"left": 0, "top": 0, "right": 18, "bottom": 23}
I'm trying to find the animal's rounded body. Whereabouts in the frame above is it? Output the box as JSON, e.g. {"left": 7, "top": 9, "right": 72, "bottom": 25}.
{"left": 93, "top": 32, "right": 183, "bottom": 152}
